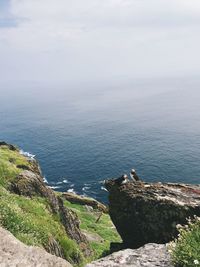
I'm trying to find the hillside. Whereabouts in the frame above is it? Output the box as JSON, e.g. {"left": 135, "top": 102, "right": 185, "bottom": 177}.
{"left": 0, "top": 142, "right": 120, "bottom": 266}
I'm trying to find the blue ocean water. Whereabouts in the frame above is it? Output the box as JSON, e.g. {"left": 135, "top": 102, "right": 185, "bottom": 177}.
{"left": 0, "top": 78, "right": 200, "bottom": 202}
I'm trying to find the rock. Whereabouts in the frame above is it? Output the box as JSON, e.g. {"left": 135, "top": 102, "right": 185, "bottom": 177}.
{"left": 10, "top": 171, "right": 92, "bottom": 258}
{"left": 45, "top": 236, "right": 64, "bottom": 259}
{"left": 21, "top": 158, "right": 43, "bottom": 176}
{"left": 58, "top": 196, "right": 88, "bottom": 244}
{"left": 16, "top": 164, "right": 32, "bottom": 171}
{"left": 109, "top": 242, "right": 126, "bottom": 253}
{"left": 58, "top": 197, "right": 91, "bottom": 257}
{"left": 62, "top": 192, "right": 108, "bottom": 213}
{"left": 86, "top": 243, "right": 172, "bottom": 267}
{"left": 105, "top": 180, "right": 200, "bottom": 248}
{"left": 85, "top": 205, "right": 94, "bottom": 212}
{"left": 16, "top": 161, "right": 42, "bottom": 176}
{"left": 0, "top": 227, "right": 72, "bottom": 267}
{"left": 0, "top": 141, "right": 18, "bottom": 151}
{"left": 10, "top": 170, "right": 59, "bottom": 213}
{"left": 82, "top": 230, "right": 104, "bottom": 243}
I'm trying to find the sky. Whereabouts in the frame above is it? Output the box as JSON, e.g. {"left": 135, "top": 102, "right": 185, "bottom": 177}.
{"left": 0, "top": 0, "right": 200, "bottom": 84}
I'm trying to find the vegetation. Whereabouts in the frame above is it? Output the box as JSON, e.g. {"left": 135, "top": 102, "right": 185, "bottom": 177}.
{"left": 0, "top": 188, "right": 82, "bottom": 264}
{"left": 64, "top": 200, "right": 121, "bottom": 259}
{"left": 0, "top": 146, "right": 28, "bottom": 187}
{"left": 0, "top": 144, "right": 120, "bottom": 266}
{"left": 0, "top": 145, "right": 83, "bottom": 265}
{"left": 169, "top": 217, "right": 200, "bottom": 267}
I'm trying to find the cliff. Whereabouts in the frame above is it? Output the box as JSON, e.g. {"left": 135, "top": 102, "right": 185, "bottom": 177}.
{"left": 105, "top": 179, "right": 200, "bottom": 248}
{"left": 0, "top": 142, "right": 120, "bottom": 266}
{"left": 85, "top": 178, "right": 200, "bottom": 266}
{"left": 1, "top": 142, "right": 199, "bottom": 267}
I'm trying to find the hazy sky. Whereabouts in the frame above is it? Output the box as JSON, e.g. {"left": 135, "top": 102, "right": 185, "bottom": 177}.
{"left": 0, "top": 0, "right": 200, "bottom": 84}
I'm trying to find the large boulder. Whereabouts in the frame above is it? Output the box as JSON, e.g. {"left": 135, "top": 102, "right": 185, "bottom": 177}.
{"left": 0, "top": 227, "right": 72, "bottom": 267}
{"left": 86, "top": 243, "right": 172, "bottom": 267}
{"left": 105, "top": 180, "right": 200, "bottom": 248}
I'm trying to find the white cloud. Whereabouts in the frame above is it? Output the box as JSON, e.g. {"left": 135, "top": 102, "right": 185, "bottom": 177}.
{"left": 0, "top": 0, "right": 200, "bottom": 83}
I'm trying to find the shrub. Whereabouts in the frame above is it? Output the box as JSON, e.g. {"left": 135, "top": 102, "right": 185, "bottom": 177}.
{"left": 169, "top": 217, "right": 200, "bottom": 267}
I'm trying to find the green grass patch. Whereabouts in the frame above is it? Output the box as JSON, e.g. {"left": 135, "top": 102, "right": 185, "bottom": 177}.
{"left": 0, "top": 146, "right": 29, "bottom": 187}
{"left": 64, "top": 200, "right": 121, "bottom": 259}
{"left": 0, "top": 187, "right": 83, "bottom": 265}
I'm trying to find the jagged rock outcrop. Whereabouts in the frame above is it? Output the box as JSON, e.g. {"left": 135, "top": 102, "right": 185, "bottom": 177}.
{"left": 9, "top": 161, "right": 91, "bottom": 258}
{"left": 57, "top": 196, "right": 91, "bottom": 257}
{"left": 17, "top": 159, "right": 43, "bottom": 176}
{"left": 10, "top": 170, "right": 59, "bottom": 213}
{"left": 86, "top": 243, "right": 172, "bottom": 267}
{"left": 62, "top": 192, "right": 108, "bottom": 213}
{"left": 105, "top": 180, "right": 200, "bottom": 248}
{"left": 10, "top": 170, "right": 91, "bottom": 257}
{"left": 46, "top": 237, "right": 65, "bottom": 259}
{"left": 0, "top": 141, "right": 18, "bottom": 151}
{"left": 0, "top": 227, "right": 72, "bottom": 267}
{"left": 10, "top": 170, "right": 87, "bottom": 248}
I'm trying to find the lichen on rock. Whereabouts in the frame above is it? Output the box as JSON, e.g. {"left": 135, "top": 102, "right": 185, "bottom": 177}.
{"left": 105, "top": 179, "right": 200, "bottom": 248}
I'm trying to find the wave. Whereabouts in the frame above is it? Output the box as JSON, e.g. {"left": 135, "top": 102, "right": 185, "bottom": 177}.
{"left": 99, "top": 180, "right": 106, "bottom": 185}
{"left": 20, "top": 149, "right": 35, "bottom": 160}
{"left": 82, "top": 186, "right": 91, "bottom": 192}
{"left": 54, "top": 181, "right": 63, "bottom": 185}
{"left": 67, "top": 188, "right": 76, "bottom": 193}
{"left": 48, "top": 185, "right": 61, "bottom": 189}
{"left": 43, "top": 176, "right": 48, "bottom": 184}
{"left": 101, "top": 186, "right": 108, "bottom": 192}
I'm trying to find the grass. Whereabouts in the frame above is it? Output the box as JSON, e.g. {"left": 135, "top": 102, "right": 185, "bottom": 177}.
{"left": 64, "top": 200, "right": 121, "bottom": 259}
{"left": 169, "top": 217, "right": 200, "bottom": 267}
{"left": 0, "top": 146, "right": 29, "bottom": 187}
{"left": 0, "top": 186, "right": 83, "bottom": 265}
{"left": 0, "top": 146, "right": 83, "bottom": 265}
{"left": 0, "top": 145, "right": 121, "bottom": 266}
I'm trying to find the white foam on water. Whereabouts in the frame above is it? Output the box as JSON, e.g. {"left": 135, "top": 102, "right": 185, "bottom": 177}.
{"left": 67, "top": 188, "right": 76, "bottom": 193}
{"left": 62, "top": 179, "right": 69, "bottom": 184}
{"left": 84, "top": 183, "right": 91, "bottom": 186}
{"left": 20, "top": 149, "right": 35, "bottom": 160}
{"left": 48, "top": 185, "right": 61, "bottom": 189}
{"left": 99, "top": 180, "right": 106, "bottom": 184}
{"left": 82, "top": 186, "right": 91, "bottom": 192}
{"left": 55, "top": 181, "right": 63, "bottom": 185}
{"left": 43, "top": 176, "right": 48, "bottom": 184}
{"left": 101, "top": 186, "right": 108, "bottom": 192}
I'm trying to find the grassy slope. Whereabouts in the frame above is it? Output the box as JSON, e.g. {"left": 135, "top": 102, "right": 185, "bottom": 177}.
{"left": 0, "top": 145, "right": 121, "bottom": 265}
{"left": 64, "top": 200, "right": 121, "bottom": 259}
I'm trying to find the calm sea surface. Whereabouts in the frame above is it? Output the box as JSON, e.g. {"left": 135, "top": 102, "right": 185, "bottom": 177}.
{"left": 0, "top": 78, "right": 200, "bottom": 202}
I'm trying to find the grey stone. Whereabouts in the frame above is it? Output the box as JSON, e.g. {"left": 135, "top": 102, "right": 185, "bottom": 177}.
{"left": 0, "top": 227, "right": 72, "bottom": 267}
{"left": 86, "top": 243, "right": 173, "bottom": 267}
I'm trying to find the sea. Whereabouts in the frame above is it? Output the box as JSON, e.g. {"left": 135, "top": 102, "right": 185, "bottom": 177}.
{"left": 0, "top": 77, "right": 200, "bottom": 203}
